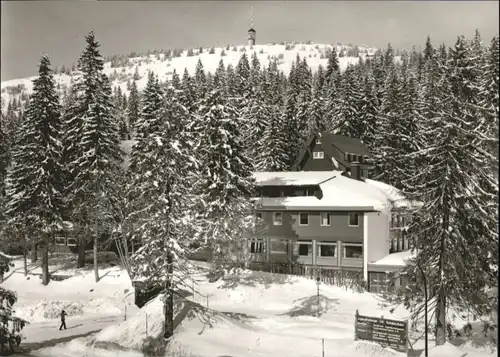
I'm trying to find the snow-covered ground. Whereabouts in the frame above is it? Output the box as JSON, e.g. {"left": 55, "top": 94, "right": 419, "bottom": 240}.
{"left": 2, "top": 255, "right": 495, "bottom": 357}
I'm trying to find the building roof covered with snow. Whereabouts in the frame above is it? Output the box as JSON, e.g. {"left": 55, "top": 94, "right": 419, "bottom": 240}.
{"left": 253, "top": 171, "right": 336, "bottom": 187}
{"left": 254, "top": 171, "right": 392, "bottom": 213}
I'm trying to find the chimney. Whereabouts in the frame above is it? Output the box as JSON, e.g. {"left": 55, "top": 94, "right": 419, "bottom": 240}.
{"left": 351, "top": 162, "right": 362, "bottom": 181}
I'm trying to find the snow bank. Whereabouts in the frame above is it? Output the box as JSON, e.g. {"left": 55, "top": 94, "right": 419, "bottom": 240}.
{"left": 428, "top": 342, "right": 467, "bottom": 357}
{"left": 33, "top": 337, "right": 144, "bottom": 357}
{"left": 15, "top": 297, "right": 135, "bottom": 323}
{"left": 16, "top": 300, "right": 84, "bottom": 322}
{"left": 95, "top": 296, "right": 165, "bottom": 350}
{"left": 351, "top": 341, "right": 406, "bottom": 357}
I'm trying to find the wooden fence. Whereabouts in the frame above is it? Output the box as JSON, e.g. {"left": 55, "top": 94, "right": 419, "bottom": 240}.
{"left": 247, "top": 261, "right": 366, "bottom": 292}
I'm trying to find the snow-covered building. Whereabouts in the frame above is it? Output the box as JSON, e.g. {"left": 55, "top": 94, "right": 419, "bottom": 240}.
{"left": 292, "top": 132, "right": 373, "bottom": 178}
{"left": 251, "top": 170, "right": 414, "bottom": 293}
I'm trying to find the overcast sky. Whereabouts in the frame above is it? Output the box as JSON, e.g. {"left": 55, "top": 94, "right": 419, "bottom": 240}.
{"left": 1, "top": 1, "right": 498, "bottom": 81}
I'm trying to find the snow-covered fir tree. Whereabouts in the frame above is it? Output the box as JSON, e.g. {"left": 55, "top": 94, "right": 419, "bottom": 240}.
{"left": 170, "top": 69, "right": 181, "bottom": 90}
{"left": 113, "top": 86, "right": 129, "bottom": 140}
{"left": 306, "top": 76, "right": 327, "bottom": 135}
{"left": 180, "top": 68, "right": 196, "bottom": 112}
{"left": 358, "top": 70, "right": 380, "bottom": 151}
{"left": 66, "top": 32, "right": 124, "bottom": 280}
{"left": 244, "top": 85, "right": 270, "bottom": 171}
{"left": 127, "top": 79, "right": 140, "bottom": 136}
{"left": 140, "top": 71, "right": 164, "bottom": 132}
{"left": 5, "top": 55, "right": 64, "bottom": 286}
{"left": 0, "top": 100, "right": 7, "bottom": 198}
{"left": 128, "top": 80, "right": 199, "bottom": 340}
{"left": 260, "top": 105, "right": 290, "bottom": 172}
{"left": 193, "top": 88, "right": 255, "bottom": 273}
{"left": 194, "top": 59, "right": 207, "bottom": 98}
{"left": 213, "top": 59, "right": 227, "bottom": 93}
{"left": 374, "top": 61, "right": 402, "bottom": 185}
{"left": 235, "top": 53, "right": 251, "bottom": 97}
{"left": 324, "top": 46, "right": 341, "bottom": 88}
{"left": 333, "top": 65, "right": 364, "bottom": 139}
{"left": 481, "top": 36, "right": 499, "bottom": 166}
{"left": 396, "top": 35, "right": 498, "bottom": 346}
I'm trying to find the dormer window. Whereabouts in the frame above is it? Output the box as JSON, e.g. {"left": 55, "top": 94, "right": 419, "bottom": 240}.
{"left": 315, "top": 138, "right": 321, "bottom": 144}
{"left": 344, "top": 153, "right": 362, "bottom": 162}
{"left": 313, "top": 151, "right": 324, "bottom": 159}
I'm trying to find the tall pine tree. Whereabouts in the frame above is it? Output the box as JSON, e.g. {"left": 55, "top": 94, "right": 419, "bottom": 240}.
{"left": 128, "top": 80, "right": 198, "bottom": 340}
{"left": 398, "top": 35, "right": 498, "bottom": 346}
{"left": 193, "top": 88, "right": 255, "bottom": 272}
{"left": 67, "top": 32, "right": 124, "bottom": 280}
{"left": 127, "top": 79, "right": 140, "bottom": 136}
{"left": 5, "top": 55, "right": 64, "bottom": 285}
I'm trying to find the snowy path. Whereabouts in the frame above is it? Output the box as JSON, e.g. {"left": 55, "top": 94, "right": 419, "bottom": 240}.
{"left": 17, "top": 314, "right": 124, "bottom": 353}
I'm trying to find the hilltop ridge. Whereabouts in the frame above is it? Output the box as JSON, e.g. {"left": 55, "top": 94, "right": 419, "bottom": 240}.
{"left": 1, "top": 42, "right": 378, "bottom": 105}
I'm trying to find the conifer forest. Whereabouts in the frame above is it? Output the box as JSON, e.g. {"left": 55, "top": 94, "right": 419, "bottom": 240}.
{"left": 0, "top": 28, "right": 498, "bottom": 353}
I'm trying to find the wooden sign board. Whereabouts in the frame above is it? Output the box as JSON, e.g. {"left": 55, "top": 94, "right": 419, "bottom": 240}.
{"left": 354, "top": 310, "right": 408, "bottom": 354}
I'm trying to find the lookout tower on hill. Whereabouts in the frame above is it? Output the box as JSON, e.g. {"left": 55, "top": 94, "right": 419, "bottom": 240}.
{"left": 247, "top": 6, "right": 256, "bottom": 46}
{"left": 248, "top": 28, "right": 256, "bottom": 46}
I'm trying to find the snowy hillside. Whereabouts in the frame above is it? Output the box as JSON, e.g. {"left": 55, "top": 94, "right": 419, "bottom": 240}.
{"left": 1, "top": 42, "right": 377, "bottom": 105}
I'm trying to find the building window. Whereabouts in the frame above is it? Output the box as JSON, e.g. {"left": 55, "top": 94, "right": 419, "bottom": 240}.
{"left": 55, "top": 236, "right": 66, "bottom": 246}
{"left": 391, "top": 212, "right": 408, "bottom": 229}
{"left": 270, "top": 238, "right": 288, "bottom": 254}
{"left": 249, "top": 239, "right": 264, "bottom": 253}
{"left": 343, "top": 243, "right": 363, "bottom": 258}
{"left": 313, "top": 151, "right": 324, "bottom": 159}
{"left": 256, "top": 212, "right": 262, "bottom": 220}
{"left": 294, "top": 189, "right": 305, "bottom": 196}
{"left": 320, "top": 212, "right": 330, "bottom": 226}
{"left": 348, "top": 212, "right": 359, "bottom": 227}
{"left": 294, "top": 240, "right": 313, "bottom": 257}
{"left": 369, "top": 272, "right": 389, "bottom": 293}
{"left": 345, "top": 153, "right": 357, "bottom": 162}
{"left": 273, "top": 212, "right": 283, "bottom": 226}
{"left": 316, "top": 138, "right": 321, "bottom": 144}
{"left": 299, "top": 212, "right": 309, "bottom": 226}
{"left": 317, "top": 242, "right": 337, "bottom": 257}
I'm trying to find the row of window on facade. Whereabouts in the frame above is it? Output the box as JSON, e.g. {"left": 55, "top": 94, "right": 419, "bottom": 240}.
{"left": 257, "top": 212, "right": 360, "bottom": 227}
{"left": 249, "top": 239, "right": 363, "bottom": 259}
{"left": 55, "top": 236, "right": 77, "bottom": 246}
{"left": 311, "top": 149, "right": 366, "bottom": 164}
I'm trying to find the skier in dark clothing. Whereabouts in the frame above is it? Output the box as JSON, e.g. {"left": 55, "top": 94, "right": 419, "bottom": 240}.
{"left": 59, "top": 310, "right": 67, "bottom": 330}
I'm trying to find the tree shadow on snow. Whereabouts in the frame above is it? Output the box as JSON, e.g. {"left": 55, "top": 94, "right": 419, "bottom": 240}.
{"left": 180, "top": 299, "right": 257, "bottom": 337}
{"left": 279, "top": 295, "right": 339, "bottom": 318}
{"left": 218, "top": 270, "right": 293, "bottom": 290}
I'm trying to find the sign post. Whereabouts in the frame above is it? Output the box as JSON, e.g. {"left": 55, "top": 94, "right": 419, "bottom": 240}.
{"left": 354, "top": 310, "right": 408, "bottom": 354}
